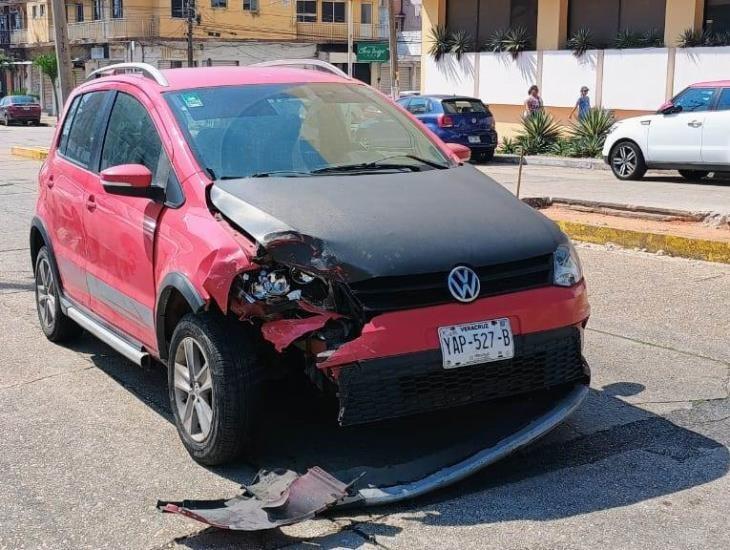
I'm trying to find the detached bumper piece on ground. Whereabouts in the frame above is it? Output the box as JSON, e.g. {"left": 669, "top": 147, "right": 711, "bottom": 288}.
{"left": 157, "top": 467, "right": 349, "bottom": 531}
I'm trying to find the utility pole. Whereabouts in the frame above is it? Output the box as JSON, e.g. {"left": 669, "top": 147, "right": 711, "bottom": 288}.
{"left": 387, "top": 0, "right": 399, "bottom": 98}
{"left": 49, "top": 0, "right": 74, "bottom": 111}
{"left": 185, "top": 0, "right": 194, "bottom": 67}
{"left": 347, "top": 0, "right": 354, "bottom": 77}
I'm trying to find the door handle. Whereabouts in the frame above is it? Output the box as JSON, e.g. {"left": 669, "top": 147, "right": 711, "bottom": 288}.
{"left": 47, "top": 175, "right": 54, "bottom": 188}
{"left": 687, "top": 120, "right": 703, "bottom": 128}
{"left": 86, "top": 195, "right": 97, "bottom": 212}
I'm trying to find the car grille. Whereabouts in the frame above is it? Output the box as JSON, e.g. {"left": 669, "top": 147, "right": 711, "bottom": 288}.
{"left": 336, "top": 327, "right": 588, "bottom": 427}
{"left": 347, "top": 253, "right": 553, "bottom": 314}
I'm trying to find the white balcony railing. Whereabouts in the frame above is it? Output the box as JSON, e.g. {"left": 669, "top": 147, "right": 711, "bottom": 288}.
{"left": 295, "top": 20, "right": 387, "bottom": 41}
{"left": 66, "top": 17, "right": 158, "bottom": 42}
{"left": 10, "top": 28, "right": 27, "bottom": 44}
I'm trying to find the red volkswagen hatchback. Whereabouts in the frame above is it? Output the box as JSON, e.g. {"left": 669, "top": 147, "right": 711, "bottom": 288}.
{"left": 31, "top": 63, "right": 589, "bottom": 488}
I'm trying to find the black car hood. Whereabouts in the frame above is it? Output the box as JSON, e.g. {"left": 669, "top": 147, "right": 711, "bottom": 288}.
{"left": 210, "top": 165, "right": 564, "bottom": 283}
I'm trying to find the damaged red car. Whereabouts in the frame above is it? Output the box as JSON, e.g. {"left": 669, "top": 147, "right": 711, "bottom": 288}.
{"left": 31, "top": 62, "right": 590, "bottom": 496}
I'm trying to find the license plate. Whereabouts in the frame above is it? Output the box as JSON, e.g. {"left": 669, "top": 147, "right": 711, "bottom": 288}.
{"left": 468, "top": 135, "right": 481, "bottom": 144}
{"left": 22, "top": 107, "right": 30, "bottom": 111}
{"left": 438, "top": 318, "right": 514, "bottom": 369}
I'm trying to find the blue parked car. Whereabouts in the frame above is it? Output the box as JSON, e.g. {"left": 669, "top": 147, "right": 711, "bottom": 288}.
{"left": 396, "top": 95, "right": 498, "bottom": 163}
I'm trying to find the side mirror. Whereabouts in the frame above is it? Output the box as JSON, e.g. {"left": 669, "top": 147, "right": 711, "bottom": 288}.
{"left": 659, "top": 102, "right": 682, "bottom": 115}
{"left": 445, "top": 142, "right": 472, "bottom": 163}
{"left": 100, "top": 164, "right": 162, "bottom": 200}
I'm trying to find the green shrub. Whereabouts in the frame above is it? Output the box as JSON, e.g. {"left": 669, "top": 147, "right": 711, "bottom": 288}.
{"left": 498, "top": 137, "right": 520, "bottom": 154}
{"left": 451, "top": 29, "right": 473, "bottom": 61}
{"left": 640, "top": 28, "right": 665, "bottom": 47}
{"left": 614, "top": 29, "right": 643, "bottom": 49}
{"left": 503, "top": 26, "right": 532, "bottom": 59}
{"left": 429, "top": 25, "right": 454, "bottom": 61}
{"left": 484, "top": 28, "right": 509, "bottom": 53}
{"left": 567, "top": 28, "right": 594, "bottom": 57}
{"left": 569, "top": 108, "right": 615, "bottom": 142}
{"left": 514, "top": 111, "right": 563, "bottom": 155}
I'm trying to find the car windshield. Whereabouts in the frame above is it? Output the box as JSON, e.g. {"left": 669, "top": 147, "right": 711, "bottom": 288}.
{"left": 165, "top": 82, "right": 451, "bottom": 179}
{"left": 10, "top": 96, "right": 37, "bottom": 105}
{"left": 442, "top": 99, "right": 487, "bottom": 114}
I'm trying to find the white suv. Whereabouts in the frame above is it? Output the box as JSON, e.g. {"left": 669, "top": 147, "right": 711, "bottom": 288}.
{"left": 603, "top": 80, "right": 730, "bottom": 181}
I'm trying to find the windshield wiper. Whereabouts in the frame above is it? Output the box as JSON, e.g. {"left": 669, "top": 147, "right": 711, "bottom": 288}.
{"left": 218, "top": 170, "right": 312, "bottom": 179}
{"left": 311, "top": 154, "right": 449, "bottom": 175}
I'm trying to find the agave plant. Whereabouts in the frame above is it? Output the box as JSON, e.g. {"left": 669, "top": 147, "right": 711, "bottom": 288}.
{"left": 484, "top": 28, "right": 509, "bottom": 52}
{"left": 614, "top": 29, "right": 643, "bottom": 49}
{"left": 677, "top": 27, "right": 713, "bottom": 48}
{"left": 498, "top": 136, "right": 520, "bottom": 154}
{"left": 515, "top": 111, "right": 563, "bottom": 155}
{"left": 503, "top": 26, "right": 532, "bottom": 59}
{"left": 570, "top": 135, "right": 605, "bottom": 158}
{"left": 451, "top": 29, "right": 473, "bottom": 61}
{"left": 569, "top": 108, "right": 616, "bottom": 142}
{"left": 640, "top": 27, "right": 664, "bottom": 48}
{"left": 429, "top": 25, "right": 453, "bottom": 61}
{"left": 712, "top": 30, "right": 730, "bottom": 46}
{"left": 567, "top": 28, "right": 594, "bottom": 57}
{"left": 549, "top": 137, "right": 576, "bottom": 157}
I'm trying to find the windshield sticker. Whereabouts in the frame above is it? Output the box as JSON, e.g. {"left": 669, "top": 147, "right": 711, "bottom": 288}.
{"left": 181, "top": 93, "right": 204, "bottom": 108}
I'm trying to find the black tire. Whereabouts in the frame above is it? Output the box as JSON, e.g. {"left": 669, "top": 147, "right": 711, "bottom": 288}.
{"left": 609, "top": 141, "right": 647, "bottom": 180}
{"left": 34, "top": 247, "right": 82, "bottom": 342}
{"left": 168, "top": 312, "right": 264, "bottom": 465}
{"left": 678, "top": 170, "right": 709, "bottom": 181}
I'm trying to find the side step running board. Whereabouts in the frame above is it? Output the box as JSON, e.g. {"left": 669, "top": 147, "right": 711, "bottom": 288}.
{"left": 64, "top": 302, "right": 150, "bottom": 367}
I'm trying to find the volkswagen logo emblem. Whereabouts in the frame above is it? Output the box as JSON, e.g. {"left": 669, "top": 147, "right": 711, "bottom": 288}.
{"left": 471, "top": 117, "right": 477, "bottom": 123}
{"left": 447, "top": 266, "right": 480, "bottom": 303}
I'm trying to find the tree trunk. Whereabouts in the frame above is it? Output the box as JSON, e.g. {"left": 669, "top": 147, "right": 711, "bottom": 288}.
{"left": 50, "top": 78, "right": 59, "bottom": 117}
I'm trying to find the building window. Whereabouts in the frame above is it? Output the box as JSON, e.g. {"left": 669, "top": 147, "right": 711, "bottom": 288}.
{"left": 32, "top": 5, "right": 37, "bottom": 18}
{"left": 446, "top": 0, "right": 538, "bottom": 47}
{"left": 40, "top": 4, "right": 45, "bottom": 17}
{"left": 361, "top": 2, "right": 372, "bottom": 24}
{"left": 705, "top": 0, "right": 730, "bottom": 33}
{"left": 111, "top": 0, "right": 123, "bottom": 19}
{"left": 243, "top": 0, "right": 259, "bottom": 11}
{"left": 76, "top": 3, "right": 84, "bottom": 22}
{"left": 172, "top": 0, "right": 195, "bottom": 18}
{"left": 322, "top": 1, "right": 345, "bottom": 23}
{"left": 92, "top": 0, "right": 101, "bottom": 20}
{"left": 296, "top": 0, "right": 316, "bottom": 22}
{"left": 211, "top": 0, "right": 227, "bottom": 7}
{"left": 568, "top": 0, "right": 666, "bottom": 46}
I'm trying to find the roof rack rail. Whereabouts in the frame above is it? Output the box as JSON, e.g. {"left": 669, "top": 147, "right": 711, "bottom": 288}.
{"left": 252, "top": 59, "right": 349, "bottom": 79}
{"left": 85, "top": 62, "right": 169, "bottom": 87}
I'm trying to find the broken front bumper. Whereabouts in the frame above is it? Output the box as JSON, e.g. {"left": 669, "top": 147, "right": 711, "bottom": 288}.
{"left": 337, "top": 326, "right": 589, "bottom": 426}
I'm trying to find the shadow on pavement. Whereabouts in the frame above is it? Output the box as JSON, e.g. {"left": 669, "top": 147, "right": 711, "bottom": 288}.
{"left": 72, "top": 334, "right": 728, "bottom": 548}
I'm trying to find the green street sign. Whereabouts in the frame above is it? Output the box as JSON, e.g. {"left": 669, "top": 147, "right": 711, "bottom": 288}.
{"left": 357, "top": 42, "right": 390, "bottom": 63}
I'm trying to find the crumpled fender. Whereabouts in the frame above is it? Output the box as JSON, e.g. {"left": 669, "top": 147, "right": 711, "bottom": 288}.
{"left": 197, "top": 245, "right": 252, "bottom": 314}
{"left": 261, "top": 304, "right": 342, "bottom": 352}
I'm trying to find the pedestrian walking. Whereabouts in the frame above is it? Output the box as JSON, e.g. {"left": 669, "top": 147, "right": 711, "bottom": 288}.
{"left": 570, "top": 86, "right": 591, "bottom": 120}
{"left": 523, "top": 85, "right": 543, "bottom": 117}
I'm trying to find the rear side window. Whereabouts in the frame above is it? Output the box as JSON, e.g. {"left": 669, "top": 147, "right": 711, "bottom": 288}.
{"left": 672, "top": 87, "right": 716, "bottom": 113}
{"left": 407, "top": 98, "right": 431, "bottom": 114}
{"left": 64, "top": 92, "right": 109, "bottom": 168}
{"left": 58, "top": 96, "right": 81, "bottom": 155}
{"left": 715, "top": 88, "right": 730, "bottom": 111}
{"left": 442, "top": 99, "right": 487, "bottom": 114}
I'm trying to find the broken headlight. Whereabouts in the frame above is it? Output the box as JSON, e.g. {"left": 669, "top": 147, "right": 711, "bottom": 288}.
{"left": 553, "top": 242, "right": 583, "bottom": 287}
{"left": 241, "top": 266, "right": 328, "bottom": 304}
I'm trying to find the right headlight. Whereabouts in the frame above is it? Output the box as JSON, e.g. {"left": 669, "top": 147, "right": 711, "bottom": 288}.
{"left": 553, "top": 242, "right": 583, "bottom": 287}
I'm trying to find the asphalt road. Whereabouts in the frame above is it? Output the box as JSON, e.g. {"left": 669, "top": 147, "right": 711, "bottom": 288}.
{"left": 1, "top": 124, "right": 729, "bottom": 549}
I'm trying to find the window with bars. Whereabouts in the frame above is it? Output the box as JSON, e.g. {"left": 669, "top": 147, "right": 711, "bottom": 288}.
{"left": 296, "top": 0, "right": 317, "bottom": 22}
{"left": 172, "top": 0, "right": 195, "bottom": 18}
{"left": 243, "top": 0, "right": 259, "bottom": 11}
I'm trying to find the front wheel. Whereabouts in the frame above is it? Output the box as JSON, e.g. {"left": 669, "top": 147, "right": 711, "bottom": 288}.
{"left": 678, "top": 170, "right": 709, "bottom": 181}
{"left": 609, "top": 141, "right": 647, "bottom": 180}
{"left": 168, "top": 313, "right": 264, "bottom": 465}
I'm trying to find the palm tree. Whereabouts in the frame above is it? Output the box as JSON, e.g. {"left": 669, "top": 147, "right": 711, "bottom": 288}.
{"left": 33, "top": 53, "right": 58, "bottom": 114}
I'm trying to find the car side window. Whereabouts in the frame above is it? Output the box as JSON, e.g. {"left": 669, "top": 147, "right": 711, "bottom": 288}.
{"left": 101, "top": 92, "right": 184, "bottom": 206}
{"left": 57, "top": 96, "right": 81, "bottom": 155}
{"left": 101, "top": 93, "right": 165, "bottom": 183}
{"left": 408, "top": 98, "right": 430, "bottom": 114}
{"left": 715, "top": 88, "right": 730, "bottom": 111}
{"left": 64, "top": 92, "right": 109, "bottom": 168}
{"left": 672, "top": 87, "right": 716, "bottom": 113}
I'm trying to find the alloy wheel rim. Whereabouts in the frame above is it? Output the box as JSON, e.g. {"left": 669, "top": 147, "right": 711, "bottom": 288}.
{"left": 612, "top": 145, "right": 637, "bottom": 177}
{"left": 173, "top": 337, "right": 214, "bottom": 442}
{"left": 36, "top": 257, "right": 56, "bottom": 331}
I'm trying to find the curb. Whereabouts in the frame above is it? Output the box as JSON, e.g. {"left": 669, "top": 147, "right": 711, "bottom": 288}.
{"left": 11, "top": 146, "right": 49, "bottom": 160}
{"left": 492, "top": 154, "right": 608, "bottom": 170}
{"left": 555, "top": 220, "right": 730, "bottom": 264}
